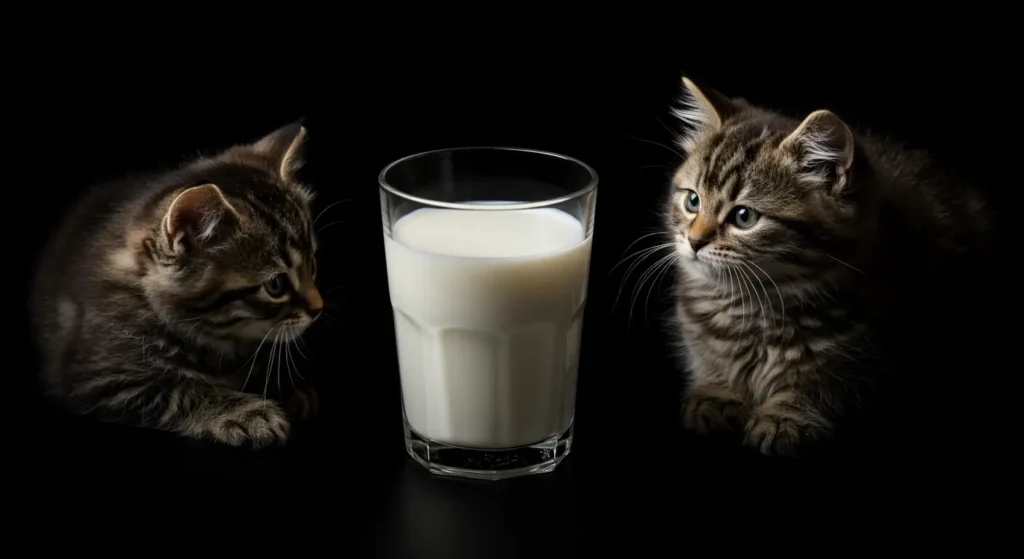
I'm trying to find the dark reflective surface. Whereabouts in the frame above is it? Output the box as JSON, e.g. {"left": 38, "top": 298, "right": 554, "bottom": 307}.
{"left": 14, "top": 39, "right": 1013, "bottom": 552}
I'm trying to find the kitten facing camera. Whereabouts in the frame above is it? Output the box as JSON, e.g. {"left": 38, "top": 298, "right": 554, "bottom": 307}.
{"left": 665, "top": 77, "right": 995, "bottom": 456}
{"left": 30, "top": 121, "right": 323, "bottom": 448}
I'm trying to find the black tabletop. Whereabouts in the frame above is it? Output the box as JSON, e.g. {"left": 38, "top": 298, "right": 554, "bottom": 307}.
{"left": 14, "top": 38, "right": 1014, "bottom": 552}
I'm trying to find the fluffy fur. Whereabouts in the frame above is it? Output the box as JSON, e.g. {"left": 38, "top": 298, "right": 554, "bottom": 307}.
{"left": 666, "top": 77, "right": 994, "bottom": 456}
{"left": 30, "top": 121, "right": 323, "bottom": 448}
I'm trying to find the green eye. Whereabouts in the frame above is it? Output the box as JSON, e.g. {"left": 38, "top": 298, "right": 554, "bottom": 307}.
{"left": 731, "top": 206, "right": 761, "bottom": 228}
{"left": 683, "top": 189, "right": 700, "bottom": 212}
{"left": 264, "top": 273, "right": 291, "bottom": 298}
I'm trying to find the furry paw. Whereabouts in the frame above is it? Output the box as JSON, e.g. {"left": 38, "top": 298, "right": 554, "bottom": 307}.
{"left": 208, "top": 398, "right": 291, "bottom": 448}
{"left": 742, "top": 405, "right": 827, "bottom": 457}
{"left": 682, "top": 388, "right": 746, "bottom": 434}
{"left": 287, "top": 386, "right": 320, "bottom": 420}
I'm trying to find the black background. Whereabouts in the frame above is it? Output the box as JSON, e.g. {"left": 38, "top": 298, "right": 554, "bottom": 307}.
{"left": 12, "top": 26, "right": 1015, "bottom": 553}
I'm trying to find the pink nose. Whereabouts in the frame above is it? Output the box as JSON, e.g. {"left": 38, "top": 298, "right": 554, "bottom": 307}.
{"left": 688, "top": 235, "right": 710, "bottom": 252}
{"left": 303, "top": 287, "right": 323, "bottom": 319}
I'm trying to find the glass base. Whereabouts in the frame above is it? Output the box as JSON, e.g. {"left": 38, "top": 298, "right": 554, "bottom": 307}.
{"left": 404, "top": 421, "right": 574, "bottom": 481}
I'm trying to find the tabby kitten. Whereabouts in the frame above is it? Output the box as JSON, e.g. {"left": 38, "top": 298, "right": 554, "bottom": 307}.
{"left": 666, "top": 77, "right": 993, "bottom": 456}
{"left": 30, "top": 121, "right": 323, "bottom": 448}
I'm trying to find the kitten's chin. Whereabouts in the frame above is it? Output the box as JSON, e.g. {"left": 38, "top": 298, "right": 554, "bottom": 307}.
{"left": 675, "top": 245, "right": 713, "bottom": 269}
{"left": 678, "top": 251, "right": 739, "bottom": 282}
{"left": 677, "top": 252, "right": 716, "bottom": 281}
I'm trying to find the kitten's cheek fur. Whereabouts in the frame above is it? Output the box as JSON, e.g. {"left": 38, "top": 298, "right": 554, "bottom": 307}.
{"left": 234, "top": 321, "right": 279, "bottom": 341}
{"left": 234, "top": 319, "right": 312, "bottom": 342}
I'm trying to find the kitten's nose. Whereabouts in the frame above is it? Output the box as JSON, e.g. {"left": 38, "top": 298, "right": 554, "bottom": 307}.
{"left": 303, "top": 287, "right": 323, "bottom": 319}
{"left": 687, "top": 235, "right": 710, "bottom": 252}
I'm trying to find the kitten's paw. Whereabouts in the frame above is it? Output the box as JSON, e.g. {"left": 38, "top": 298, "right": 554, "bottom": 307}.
{"left": 682, "top": 388, "right": 746, "bottom": 434}
{"left": 209, "top": 398, "right": 291, "bottom": 448}
{"left": 287, "top": 386, "right": 320, "bottom": 420}
{"left": 742, "top": 405, "right": 827, "bottom": 457}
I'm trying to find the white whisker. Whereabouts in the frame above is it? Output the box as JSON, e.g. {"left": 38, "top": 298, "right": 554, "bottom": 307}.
{"left": 172, "top": 312, "right": 213, "bottom": 324}
{"left": 736, "top": 265, "right": 767, "bottom": 345}
{"left": 609, "top": 232, "right": 669, "bottom": 275}
{"left": 286, "top": 327, "right": 305, "bottom": 380}
{"left": 825, "top": 253, "right": 865, "bottom": 275}
{"left": 275, "top": 331, "right": 285, "bottom": 393}
{"left": 292, "top": 332, "right": 308, "bottom": 360}
{"left": 644, "top": 253, "right": 680, "bottom": 323}
{"left": 733, "top": 266, "right": 749, "bottom": 335}
{"left": 283, "top": 334, "right": 298, "bottom": 389}
{"left": 742, "top": 258, "right": 786, "bottom": 325}
{"left": 263, "top": 328, "right": 283, "bottom": 407}
{"left": 613, "top": 243, "right": 675, "bottom": 313}
{"left": 712, "top": 260, "right": 724, "bottom": 296}
{"left": 241, "top": 325, "right": 278, "bottom": 392}
{"left": 317, "top": 220, "right": 346, "bottom": 234}
{"left": 737, "top": 260, "right": 778, "bottom": 329}
{"left": 314, "top": 198, "right": 353, "bottom": 224}
{"left": 629, "top": 251, "right": 677, "bottom": 327}
{"left": 625, "top": 136, "right": 684, "bottom": 159}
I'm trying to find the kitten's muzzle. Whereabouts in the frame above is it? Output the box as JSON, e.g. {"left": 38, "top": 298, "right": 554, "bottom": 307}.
{"left": 299, "top": 286, "right": 324, "bottom": 320}
{"left": 687, "top": 235, "right": 711, "bottom": 253}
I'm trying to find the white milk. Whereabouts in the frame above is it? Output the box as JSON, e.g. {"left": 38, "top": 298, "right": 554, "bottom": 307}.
{"left": 384, "top": 206, "right": 592, "bottom": 449}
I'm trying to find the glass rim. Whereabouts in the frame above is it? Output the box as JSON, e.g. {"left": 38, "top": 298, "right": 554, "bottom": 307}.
{"left": 377, "top": 146, "right": 599, "bottom": 211}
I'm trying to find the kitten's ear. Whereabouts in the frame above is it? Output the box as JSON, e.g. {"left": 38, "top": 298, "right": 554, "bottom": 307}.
{"left": 163, "top": 184, "right": 238, "bottom": 252}
{"left": 252, "top": 119, "right": 308, "bottom": 179}
{"left": 672, "top": 77, "right": 742, "bottom": 153}
{"left": 780, "top": 110, "right": 855, "bottom": 193}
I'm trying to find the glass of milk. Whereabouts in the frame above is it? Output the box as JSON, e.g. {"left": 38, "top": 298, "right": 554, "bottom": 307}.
{"left": 379, "top": 147, "right": 598, "bottom": 481}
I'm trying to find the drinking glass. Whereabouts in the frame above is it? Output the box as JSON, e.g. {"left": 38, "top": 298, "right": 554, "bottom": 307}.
{"left": 379, "top": 147, "right": 598, "bottom": 481}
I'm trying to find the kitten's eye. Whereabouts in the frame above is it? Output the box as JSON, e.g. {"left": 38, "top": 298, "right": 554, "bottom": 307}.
{"left": 683, "top": 190, "right": 700, "bottom": 212}
{"left": 264, "top": 273, "right": 291, "bottom": 298}
{"left": 731, "top": 206, "right": 761, "bottom": 229}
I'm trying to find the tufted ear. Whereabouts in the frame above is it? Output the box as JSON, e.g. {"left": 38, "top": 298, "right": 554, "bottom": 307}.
{"left": 779, "top": 109, "right": 855, "bottom": 194}
{"left": 672, "top": 76, "right": 743, "bottom": 153}
{"left": 252, "top": 119, "right": 308, "bottom": 179}
{"left": 162, "top": 184, "right": 238, "bottom": 252}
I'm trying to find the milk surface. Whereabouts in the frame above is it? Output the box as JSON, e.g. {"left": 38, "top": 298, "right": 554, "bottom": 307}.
{"left": 384, "top": 206, "right": 592, "bottom": 449}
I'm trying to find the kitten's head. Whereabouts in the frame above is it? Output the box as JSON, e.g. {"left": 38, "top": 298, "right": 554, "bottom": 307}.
{"left": 142, "top": 121, "right": 323, "bottom": 345}
{"left": 668, "top": 77, "right": 863, "bottom": 280}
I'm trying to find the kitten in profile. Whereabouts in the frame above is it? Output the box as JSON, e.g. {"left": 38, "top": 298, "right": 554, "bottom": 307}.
{"left": 665, "top": 77, "right": 994, "bottom": 456}
{"left": 30, "top": 121, "right": 323, "bottom": 448}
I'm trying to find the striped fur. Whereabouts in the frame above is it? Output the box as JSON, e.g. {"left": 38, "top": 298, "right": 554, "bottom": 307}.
{"left": 30, "top": 121, "right": 323, "bottom": 448}
{"left": 666, "top": 77, "right": 993, "bottom": 456}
